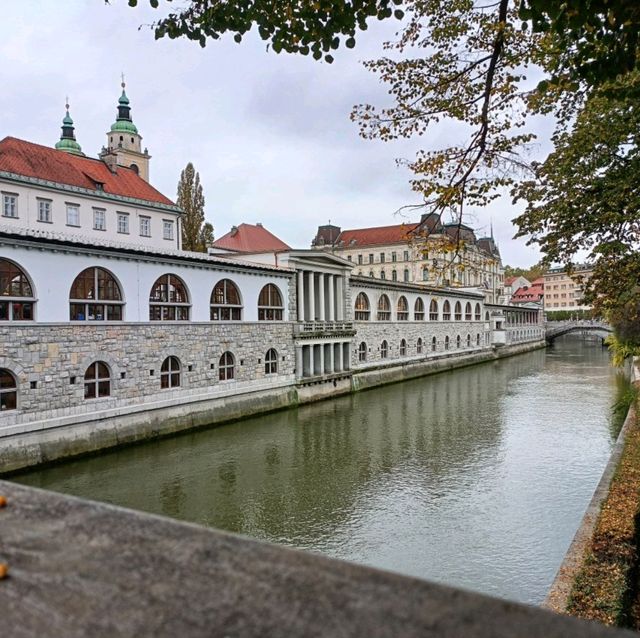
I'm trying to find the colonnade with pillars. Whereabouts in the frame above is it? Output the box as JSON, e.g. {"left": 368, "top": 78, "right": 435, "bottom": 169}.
{"left": 295, "top": 341, "right": 351, "bottom": 378}
{"left": 297, "top": 270, "right": 346, "bottom": 322}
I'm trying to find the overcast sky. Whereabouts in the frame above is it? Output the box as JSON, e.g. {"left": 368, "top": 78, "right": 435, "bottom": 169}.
{"left": 2, "top": 1, "right": 550, "bottom": 266}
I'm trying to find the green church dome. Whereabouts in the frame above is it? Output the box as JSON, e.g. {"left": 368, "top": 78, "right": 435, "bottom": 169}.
{"left": 55, "top": 104, "right": 83, "bottom": 156}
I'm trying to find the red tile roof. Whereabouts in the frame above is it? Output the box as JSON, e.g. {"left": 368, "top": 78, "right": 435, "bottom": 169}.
{"left": 504, "top": 276, "right": 519, "bottom": 286}
{"left": 336, "top": 223, "right": 419, "bottom": 247}
{"left": 511, "top": 285, "right": 544, "bottom": 302}
{"left": 212, "top": 223, "right": 290, "bottom": 253}
{"left": 0, "top": 137, "right": 175, "bottom": 207}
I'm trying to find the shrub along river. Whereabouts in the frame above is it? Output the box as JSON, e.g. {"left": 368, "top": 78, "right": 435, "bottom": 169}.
{"left": 13, "top": 336, "right": 629, "bottom": 605}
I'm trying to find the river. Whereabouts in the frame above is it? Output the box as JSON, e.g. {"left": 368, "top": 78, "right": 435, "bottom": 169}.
{"left": 13, "top": 336, "right": 629, "bottom": 605}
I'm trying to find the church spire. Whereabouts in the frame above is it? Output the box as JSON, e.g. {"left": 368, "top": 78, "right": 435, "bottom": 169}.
{"left": 55, "top": 98, "right": 83, "bottom": 156}
{"left": 110, "top": 75, "right": 138, "bottom": 135}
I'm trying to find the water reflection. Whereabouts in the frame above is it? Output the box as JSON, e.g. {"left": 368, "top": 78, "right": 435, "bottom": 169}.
{"left": 14, "top": 336, "right": 627, "bottom": 605}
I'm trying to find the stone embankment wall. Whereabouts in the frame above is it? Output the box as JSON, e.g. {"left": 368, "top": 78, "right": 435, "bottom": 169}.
{"left": 0, "top": 320, "right": 545, "bottom": 473}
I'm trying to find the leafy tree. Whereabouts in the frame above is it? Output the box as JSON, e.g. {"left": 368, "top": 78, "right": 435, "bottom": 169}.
{"left": 177, "top": 162, "right": 213, "bottom": 252}
{"left": 504, "top": 261, "right": 544, "bottom": 282}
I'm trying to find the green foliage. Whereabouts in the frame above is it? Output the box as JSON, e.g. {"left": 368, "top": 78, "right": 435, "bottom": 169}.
{"left": 177, "top": 162, "right": 213, "bottom": 252}
{"left": 545, "top": 309, "right": 593, "bottom": 322}
{"left": 125, "top": 0, "right": 405, "bottom": 63}
{"left": 504, "top": 261, "right": 545, "bottom": 282}
{"left": 606, "top": 333, "right": 640, "bottom": 368}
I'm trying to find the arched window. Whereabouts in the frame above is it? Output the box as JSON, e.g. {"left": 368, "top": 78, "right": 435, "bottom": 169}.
{"left": 258, "top": 284, "right": 283, "bottom": 320}
{"left": 380, "top": 340, "right": 388, "bottom": 359}
{"left": 0, "top": 259, "right": 35, "bottom": 321}
{"left": 475, "top": 303, "right": 482, "bottom": 321}
{"left": 369, "top": 270, "right": 375, "bottom": 278}
{"left": 414, "top": 298, "right": 425, "bottom": 321}
{"left": 219, "top": 351, "right": 235, "bottom": 380}
{"left": 456, "top": 334, "right": 461, "bottom": 348}
{"left": 0, "top": 369, "right": 17, "bottom": 410}
{"left": 265, "top": 348, "right": 278, "bottom": 375}
{"left": 391, "top": 270, "right": 397, "bottom": 282}
{"left": 404, "top": 268, "right": 410, "bottom": 282}
{"left": 150, "top": 274, "right": 189, "bottom": 321}
{"left": 400, "top": 338, "right": 407, "bottom": 356}
{"left": 380, "top": 270, "right": 386, "bottom": 280}
{"left": 444, "top": 335, "right": 450, "bottom": 350}
{"left": 429, "top": 299, "right": 439, "bottom": 321}
{"left": 466, "top": 333, "right": 471, "bottom": 347}
{"left": 477, "top": 333, "right": 481, "bottom": 345}
{"left": 422, "top": 267, "right": 429, "bottom": 281}
{"left": 417, "top": 337, "right": 423, "bottom": 354}
{"left": 431, "top": 336, "right": 437, "bottom": 352}
{"left": 377, "top": 294, "right": 391, "bottom": 321}
{"left": 443, "top": 300, "right": 451, "bottom": 321}
{"left": 485, "top": 311, "right": 490, "bottom": 321}
{"left": 84, "top": 361, "right": 111, "bottom": 399}
{"left": 354, "top": 292, "right": 370, "bottom": 321}
{"left": 358, "top": 341, "right": 367, "bottom": 362}
{"left": 397, "top": 296, "right": 409, "bottom": 321}
{"left": 211, "top": 279, "right": 242, "bottom": 320}
{"left": 454, "top": 301, "right": 462, "bottom": 321}
{"left": 465, "top": 302, "right": 472, "bottom": 321}
{"left": 70, "top": 267, "right": 123, "bottom": 321}
{"left": 160, "top": 356, "right": 181, "bottom": 388}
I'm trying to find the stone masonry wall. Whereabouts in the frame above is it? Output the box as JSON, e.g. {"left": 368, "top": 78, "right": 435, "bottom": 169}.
{"left": 0, "top": 322, "right": 296, "bottom": 430}
{"left": 352, "top": 320, "right": 491, "bottom": 368}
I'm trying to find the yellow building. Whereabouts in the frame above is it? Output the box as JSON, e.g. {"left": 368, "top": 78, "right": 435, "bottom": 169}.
{"left": 543, "top": 265, "right": 592, "bottom": 312}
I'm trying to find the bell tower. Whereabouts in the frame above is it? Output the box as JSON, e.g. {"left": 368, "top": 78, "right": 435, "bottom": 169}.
{"left": 55, "top": 99, "right": 84, "bottom": 156}
{"left": 100, "top": 76, "right": 151, "bottom": 181}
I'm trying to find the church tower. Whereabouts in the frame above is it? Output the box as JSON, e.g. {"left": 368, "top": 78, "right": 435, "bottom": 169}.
{"left": 55, "top": 101, "right": 84, "bottom": 156}
{"left": 100, "top": 78, "right": 151, "bottom": 181}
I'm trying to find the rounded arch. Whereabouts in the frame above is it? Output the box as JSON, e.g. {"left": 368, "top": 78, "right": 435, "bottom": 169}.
{"left": 429, "top": 299, "right": 439, "bottom": 321}
{"left": 0, "top": 258, "right": 35, "bottom": 321}
{"left": 160, "top": 355, "right": 181, "bottom": 388}
{"left": 477, "top": 333, "right": 481, "bottom": 346}
{"left": 443, "top": 300, "right": 451, "bottom": 321}
{"left": 466, "top": 333, "right": 471, "bottom": 347}
{"left": 397, "top": 296, "right": 409, "bottom": 321}
{"left": 417, "top": 337, "right": 423, "bottom": 354}
{"left": 380, "top": 339, "right": 388, "bottom": 359}
{"left": 149, "top": 274, "right": 190, "bottom": 321}
{"left": 454, "top": 301, "right": 462, "bottom": 321}
{"left": 444, "top": 335, "right": 450, "bottom": 350}
{"left": 431, "top": 336, "right": 437, "bottom": 351}
{"left": 265, "top": 348, "right": 278, "bottom": 375}
{"left": 377, "top": 294, "right": 391, "bottom": 321}
{"left": 0, "top": 368, "right": 18, "bottom": 411}
{"left": 465, "top": 302, "right": 472, "bottom": 321}
{"left": 414, "top": 297, "right": 425, "bottom": 320}
{"left": 475, "top": 303, "right": 482, "bottom": 321}
{"left": 70, "top": 266, "right": 124, "bottom": 321}
{"left": 456, "top": 334, "right": 462, "bottom": 348}
{"left": 219, "top": 351, "right": 236, "bottom": 380}
{"left": 258, "top": 283, "right": 284, "bottom": 320}
{"left": 400, "top": 338, "right": 407, "bottom": 355}
{"left": 84, "top": 361, "right": 111, "bottom": 399}
{"left": 211, "top": 278, "right": 242, "bottom": 320}
{"left": 358, "top": 341, "right": 367, "bottom": 362}
{"left": 485, "top": 310, "right": 490, "bottom": 321}
{"left": 354, "top": 292, "right": 370, "bottom": 321}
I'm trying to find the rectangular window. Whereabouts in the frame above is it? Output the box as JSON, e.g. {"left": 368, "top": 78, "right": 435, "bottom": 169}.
{"left": 37, "top": 199, "right": 51, "bottom": 223}
{"left": 358, "top": 254, "right": 363, "bottom": 265}
{"left": 380, "top": 252, "right": 385, "bottom": 263}
{"left": 93, "top": 208, "right": 106, "bottom": 231}
{"left": 117, "top": 213, "right": 129, "bottom": 234}
{"left": 391, "top": 252, "right": 396, "bottom": 262}
{"left": 347, "top": 255, "right": 352, "bottom": 262}
{"left": 163, "top": 220, "right": 174, "bottom": 241}
{"left": 66, "top": 203, "right": 80, "bottom": 226}
{"left": 404, "top": 250, "right": 409, "bottom": 261}
{"left": 139, "top": 216, "right": 151, "bottom": 237}
{"left": 2, "top": 193, "right": 18, "bottom": 218}
{"left": 369, "top": 254, "right": 374, "bottom": 264}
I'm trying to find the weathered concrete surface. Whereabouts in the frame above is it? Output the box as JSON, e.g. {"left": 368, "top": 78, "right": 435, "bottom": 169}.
{"left": 0, "top": 480, "right": 633, "bottom": 638}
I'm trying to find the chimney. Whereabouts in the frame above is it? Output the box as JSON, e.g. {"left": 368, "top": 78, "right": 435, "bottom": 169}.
{"left": 100, "top": 148, "right": 118, "bottom": 174}
{"left": 256, "top": 222, "right": 263, "bottom": 227}
{"left": 230, "top": 226, "right": 238, "bottom": 236}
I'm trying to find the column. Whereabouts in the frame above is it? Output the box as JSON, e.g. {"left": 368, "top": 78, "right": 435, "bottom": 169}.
{"left": 335, "top": 342, "right": 343, "bottom": 372}
{"left": 308, "top": 345, "right": 315, "bottom": 377}
{"left": 342, "top": 342, "right": 350, "bottom": 370}
{"left": 328, "top": 274, "right": 335, "bottom": 321}
{"left": 318, "top": 344, "right": 325, "bottom": 375}
{"left": 308, "top": 272, "right": 315, "bottom": 322}
{"left": 297, "top": 272, "right": 305, "bottom": 321}
{"left": 325, "top": 343, "right": 333, "bottom": 374}
{"left": 318, "top": 273, "right": 325, "bottom": 321}
{"left": 336, "top": 276, "right": 344, "bottom": 320}
{"left": 296, "top": 346, "right": 303, "bottom": 379}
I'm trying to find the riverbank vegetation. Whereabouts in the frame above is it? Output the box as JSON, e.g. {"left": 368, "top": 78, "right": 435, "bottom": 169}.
{"left": 567, "top": 396, "right": 640, "bottom": 627}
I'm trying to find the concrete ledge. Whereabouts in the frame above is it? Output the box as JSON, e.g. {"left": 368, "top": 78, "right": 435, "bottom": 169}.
{"left": 0, "top": 480, "right": 632, "bottom": 638}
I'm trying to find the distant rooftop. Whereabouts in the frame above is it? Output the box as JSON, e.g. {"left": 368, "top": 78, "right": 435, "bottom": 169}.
{"left": 212, "top": 223, "right": 291, "bottom": 253}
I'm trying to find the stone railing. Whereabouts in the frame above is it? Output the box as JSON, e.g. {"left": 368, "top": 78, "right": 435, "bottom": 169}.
{"left": 0, "top": 480, "right": 631, "bottom": 638}
{"left": 294, "top": 321, "right": 355, "bottom": 335}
